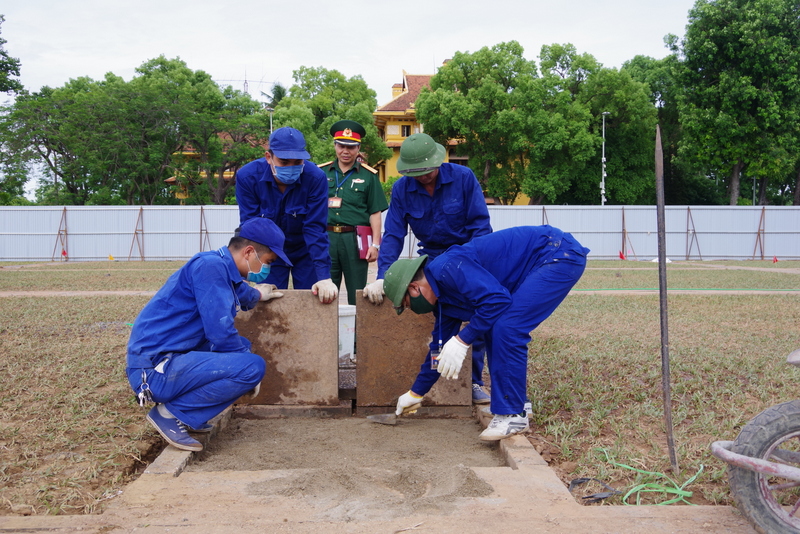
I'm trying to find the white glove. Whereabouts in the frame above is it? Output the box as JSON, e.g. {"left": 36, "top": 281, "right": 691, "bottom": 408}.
{"left": 247, "top": 382, "right": 261, "bottom": 399}
{"left": 363, "top": 279, "right": 385, "bottom": 305}
{"left": 255, "top": 284, "right": 283, "bottom": 302}
{"left": 437, "top": 336, "right": 469, "bottom": 379}
{"left": 312, "top": 278, "right": 338, "bottom": 304}
{"left": 396, "top": 390, "right": 423, "bottom": 416}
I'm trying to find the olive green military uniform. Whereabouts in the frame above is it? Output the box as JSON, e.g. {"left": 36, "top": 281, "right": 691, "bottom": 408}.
{"left": 319, "top": 159, "right": 388, "bottom": 304}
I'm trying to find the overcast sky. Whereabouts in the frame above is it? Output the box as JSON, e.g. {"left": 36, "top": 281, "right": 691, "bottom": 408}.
{"left": 3, "top": 0, "right": 696, "bottom": 106}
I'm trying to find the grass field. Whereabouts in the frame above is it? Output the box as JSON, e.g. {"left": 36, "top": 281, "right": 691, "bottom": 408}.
{"left": 0, "top": 259, "right": 799, "bottom": 513}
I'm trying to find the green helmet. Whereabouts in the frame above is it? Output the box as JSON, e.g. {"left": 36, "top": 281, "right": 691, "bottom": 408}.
{"left": 383, "top": 255, "right": 428, "bottom": 314}
{"left": 396, "top": 133, "right": 446, "bottom": 177}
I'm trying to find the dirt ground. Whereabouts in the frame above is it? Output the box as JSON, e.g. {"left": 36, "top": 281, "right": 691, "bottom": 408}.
{"left": 185, "top": 417, "right": 501, "bottom": 522}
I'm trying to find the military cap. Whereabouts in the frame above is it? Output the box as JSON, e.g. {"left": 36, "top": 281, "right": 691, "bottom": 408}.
{"left": 330, "top": 120, "right": 366, "bottom": 146}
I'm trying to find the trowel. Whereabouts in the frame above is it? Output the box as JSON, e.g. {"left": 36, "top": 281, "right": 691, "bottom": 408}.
{"left": 366, "top": 401, "right": 422, "bottom": 425}
{"left": 366, "top": 412, "right": 397, "bottom": 425}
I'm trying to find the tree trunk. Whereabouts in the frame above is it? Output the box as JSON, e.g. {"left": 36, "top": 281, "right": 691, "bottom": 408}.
{"left": 795, "top": 167, "right": 800, "bottom": 206}
{"left": 757, "top": 176, "right": 768, "bottom": 206}
{"left": 728, "top": 160, "right": 744, "bottom": 206}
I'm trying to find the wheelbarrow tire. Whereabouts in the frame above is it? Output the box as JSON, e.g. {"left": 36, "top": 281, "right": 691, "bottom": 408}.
{"left": 729, "top": 399, "right": 800, "bottom": 534}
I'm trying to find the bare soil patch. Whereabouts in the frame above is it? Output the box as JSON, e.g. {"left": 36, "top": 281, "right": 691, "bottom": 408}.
{"left": 186, "top": 417, "right": 500, "bottom": 521}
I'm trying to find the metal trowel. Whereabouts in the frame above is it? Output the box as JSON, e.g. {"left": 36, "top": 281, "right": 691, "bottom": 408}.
{"left": 366, "top": 402, "right": 422, "bottom": 425}
{"left": 366, "top": 413, "right": 397, "bottom": 425}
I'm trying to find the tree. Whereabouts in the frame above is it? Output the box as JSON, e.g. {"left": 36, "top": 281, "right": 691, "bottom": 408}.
{"left": 515, "top": 44, "right": 599, "bottom": 204}
{"left": 2, "top": 56, "right": 243, "bottom": 205}
{"left": 673, "top": 0, "right": 800, "bottom": 205}
{"left": 261, "top": 82, "right": 287, "bottom": 109}
{"left": 0, "top": 15, "right": 22, "bottom": 94}
{"left": 416, "top": 41, "right": 537, "bottom": 204}
{"left": 176, "top": 85, "right": 270, "bottom": 205}
{"left": 276, "top": 66, "right": 391, "bottom": 165}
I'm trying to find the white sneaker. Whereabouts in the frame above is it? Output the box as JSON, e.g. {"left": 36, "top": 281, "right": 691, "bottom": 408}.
{"left": 479, "top": 412, "right": 529, "bottom": 441}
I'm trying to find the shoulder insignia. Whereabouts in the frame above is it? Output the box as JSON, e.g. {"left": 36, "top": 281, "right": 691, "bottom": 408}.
{"left": 318, "top": 161, "right": 334, "bottom": 168}
{"left": 359, "top": 162, "right": 378, "bottom": 174}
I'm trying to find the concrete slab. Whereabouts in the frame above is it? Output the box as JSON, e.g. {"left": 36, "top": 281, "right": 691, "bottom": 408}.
{"left": 234, "top": 290, "right": 339, "bottom": 406}
{"left": 356, "top": 293, "right": 471, "bottom": 407}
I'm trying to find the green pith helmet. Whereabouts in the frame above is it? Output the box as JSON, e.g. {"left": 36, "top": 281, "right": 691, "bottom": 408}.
{"left": 396, "top": 133, "right": 446, "bottom": 177}
{"left": 383, "top": 255, "right": 428, "bottom": 314}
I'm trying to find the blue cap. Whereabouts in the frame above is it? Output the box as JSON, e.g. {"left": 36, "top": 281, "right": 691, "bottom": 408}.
{"left": 238, "top": 218, "right": 293, "bottom": 266}
{"left": 269, "top": 127, "right": 310, "bottom": 160}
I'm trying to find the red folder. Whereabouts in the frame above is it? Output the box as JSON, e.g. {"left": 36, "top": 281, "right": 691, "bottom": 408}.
{"left": 356, "top": 226, "right": 372, "bottom": 260}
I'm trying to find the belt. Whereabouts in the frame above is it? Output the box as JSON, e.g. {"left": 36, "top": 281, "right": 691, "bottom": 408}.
{"left": 327, "top": 225, "right": 355, "bottom": 233}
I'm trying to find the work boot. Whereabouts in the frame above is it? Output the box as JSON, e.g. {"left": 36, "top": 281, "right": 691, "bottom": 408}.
{"left": 146, "top": 406, "right": 203, "bottom": 451}
{"left": 479, "top": 412, "right": 529, "bottom": 441}
{"left": 471, "top": 384, "right": 491, "bottom": 404}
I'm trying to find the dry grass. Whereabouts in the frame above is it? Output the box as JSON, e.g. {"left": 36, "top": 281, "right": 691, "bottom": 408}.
{"left": 527, "top": 286, "right": 800, "bottom": 505}
{"left": 0, "top": 259, "right": 799, "bottom": 513}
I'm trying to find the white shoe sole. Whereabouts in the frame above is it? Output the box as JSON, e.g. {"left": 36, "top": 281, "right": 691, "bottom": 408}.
{"left": 479, "top": 424, "right": 529, "bottom": 441}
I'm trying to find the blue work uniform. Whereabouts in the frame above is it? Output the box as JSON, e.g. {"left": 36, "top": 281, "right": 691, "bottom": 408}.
{"left": 379, "top": 162, "right": 492, "bottom": 387}
{"left": 126, "top": 247, "right": 266, "bottom": 430}
{"left": 415, "top": 226, "right": 590, "bottom": 415}
{"left": 378, "top": 162, "right": 492, "bottom": 278}
{"left": 235, "top": 158, "right": 331, "bottom": 289}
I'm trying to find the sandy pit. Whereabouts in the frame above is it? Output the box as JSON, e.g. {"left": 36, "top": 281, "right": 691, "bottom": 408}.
{"left": 185, "top": 416, "right": 503, "bottom": 521}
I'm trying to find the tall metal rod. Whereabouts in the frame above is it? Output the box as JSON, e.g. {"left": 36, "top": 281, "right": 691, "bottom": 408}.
{"left": 656, "top": 124, "right": 679, "bottom": 474}
{"left": 601, "top": 112, "right": 610, "bottom": 205}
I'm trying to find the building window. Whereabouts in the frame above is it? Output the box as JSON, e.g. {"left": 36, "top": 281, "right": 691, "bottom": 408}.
{"left": 401, "top": 125, "right": 411, "bottom": 137}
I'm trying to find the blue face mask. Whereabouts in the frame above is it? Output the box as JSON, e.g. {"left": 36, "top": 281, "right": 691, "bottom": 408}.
{"left": 272, "top": 162, "right": 303, "bottom": 185}
{"left": 246, "top": 253, "right": 271, "bottom": 283}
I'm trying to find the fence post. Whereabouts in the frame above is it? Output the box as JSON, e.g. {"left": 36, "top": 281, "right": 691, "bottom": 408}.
{"left": 51, "top": 207, "right": 69, "bottom": 262}
{"left": 128, "top": 207, "right": 145, "bottom": 261}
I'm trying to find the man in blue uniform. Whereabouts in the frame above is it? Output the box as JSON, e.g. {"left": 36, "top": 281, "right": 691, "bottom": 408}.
{"left": 126, "top": 218, "right": 290, "bottom": 451}
{"left": 383, "top": 226, "right": 589, "bottom": 440}
{"left": 363, "top": 133, "right": 492, "bottom": 403}
{"left": 235, "top": 127, "right": 338, "bottom": 304}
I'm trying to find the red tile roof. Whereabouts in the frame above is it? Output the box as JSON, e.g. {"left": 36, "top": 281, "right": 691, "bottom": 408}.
{"left": 377, "top": 73, "right": 433, "bottom": 112}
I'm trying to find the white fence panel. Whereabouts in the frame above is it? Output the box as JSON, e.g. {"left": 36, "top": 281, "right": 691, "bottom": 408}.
{"left": 1, "top": 205, "right": 798, "bottom": 262}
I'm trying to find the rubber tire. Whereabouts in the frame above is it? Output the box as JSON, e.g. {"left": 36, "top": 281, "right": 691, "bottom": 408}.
{"left": 729, "top": 399, "right": 800, "bottom": 534}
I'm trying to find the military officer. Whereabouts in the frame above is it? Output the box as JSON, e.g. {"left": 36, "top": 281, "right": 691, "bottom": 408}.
{"left": 318, "top": 120, "right": 388, "bottom": 305}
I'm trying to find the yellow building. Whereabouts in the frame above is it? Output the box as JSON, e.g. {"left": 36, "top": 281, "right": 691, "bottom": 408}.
{"left": 373, "top": 71, "right": 467, "bottom": 182}
{"left": 372, "top": 70, "right": 528, "bottom": 205}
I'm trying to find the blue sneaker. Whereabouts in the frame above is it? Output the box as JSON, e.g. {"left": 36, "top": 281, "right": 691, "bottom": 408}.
{"left": 472, "top": 384, "right": 491, "bottom": 405}
{"left": 186, "top": 423, "right": 213, "bottom": 433}
{"left": 146, "top": 407, "right": 203, "bottom": 452}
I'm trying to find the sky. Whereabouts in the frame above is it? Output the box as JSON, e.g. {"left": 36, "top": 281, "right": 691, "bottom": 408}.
{"left": 2, "top": 0, "right": 697, "bottom": 107}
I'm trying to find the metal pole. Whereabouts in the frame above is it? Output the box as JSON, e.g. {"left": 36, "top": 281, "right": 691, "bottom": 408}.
{"left": 656, "top": 124, "right": 679, "bottom": 474}
{"left": 601, "top": 112, "right": 609, "bottom": 205}
{"left": 265, "top": 106, "right": 274, "bottom": 134}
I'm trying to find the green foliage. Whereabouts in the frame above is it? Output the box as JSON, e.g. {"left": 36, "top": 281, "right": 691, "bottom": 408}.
{"left": 674, "top": 0, "right": 800, "bottom": 205}
{"left": 1, "top": 56, "right": 271, "bottom": 205}
{"left": 382, "top": 176, "right": 401, "bottom": 202}
{"left": 276, "top": 67, "right": 392, "bottom": 166}
{"left": 0, "top": 15, "right": 22, "bottom": 94}
{"left": 417, "top": 41, "right": 537, "bottom": 205}
{"left": 418, "top": 41, "right": 656, "bottom": 205}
